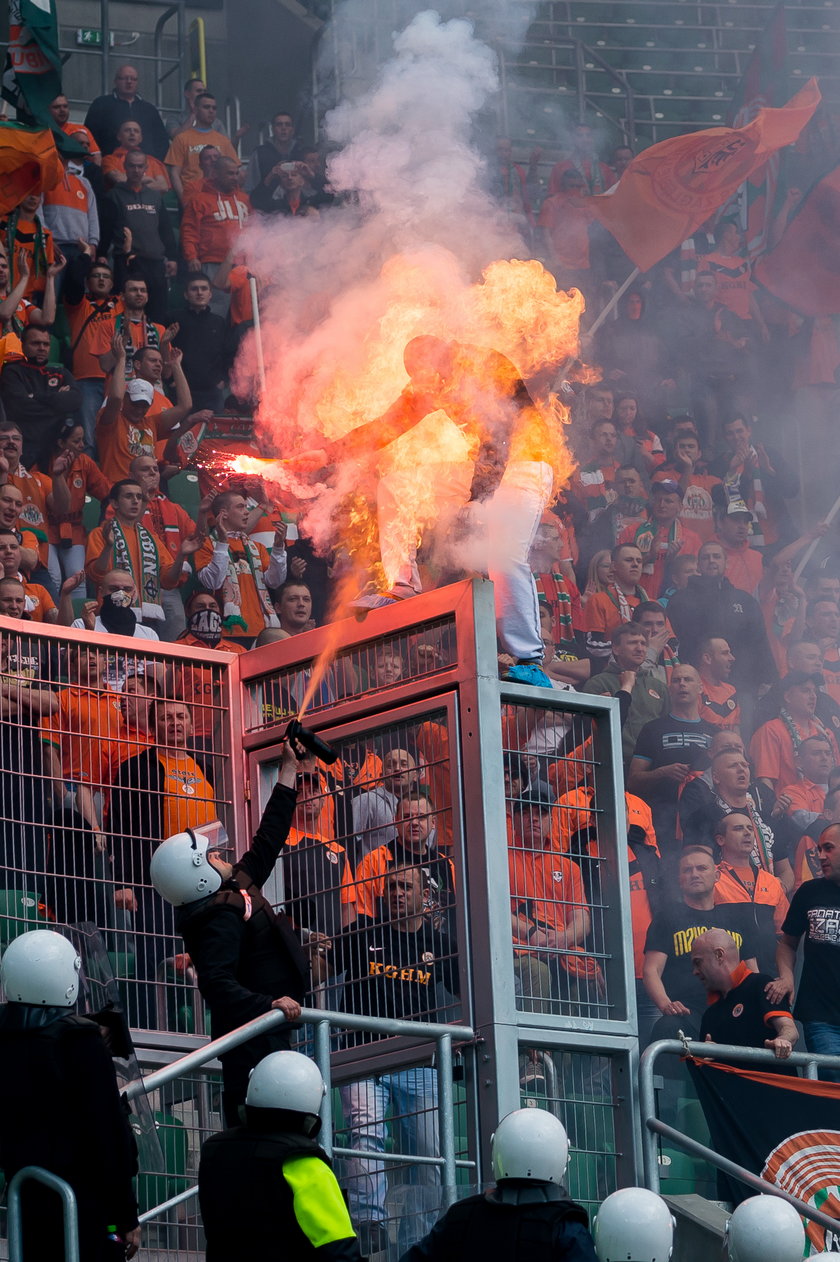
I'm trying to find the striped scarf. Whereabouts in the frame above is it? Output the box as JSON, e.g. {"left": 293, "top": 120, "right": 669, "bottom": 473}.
{"left": 533, "top": 570, "right": 577, "bottom": 654}
{"left": 715, "top": 793, "right": 774, "bottom": 873}
{"left": 6, "top": 210, "right": 47, "bottom": 288}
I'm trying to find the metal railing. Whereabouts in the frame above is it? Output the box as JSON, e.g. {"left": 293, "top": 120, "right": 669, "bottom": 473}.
{"left": 129, "top": 1005, "right": 476, "bottom": 1230}
{"left": 640, "top": 1037, "right": 840, "bottom": 1233}
{"left": 7, "top": 1168, "right": 80, "bottom": 1262}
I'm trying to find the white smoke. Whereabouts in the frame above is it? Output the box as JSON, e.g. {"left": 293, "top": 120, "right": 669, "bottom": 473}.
{"left": 236, "top": 7, "right": 576, "bottom": 568}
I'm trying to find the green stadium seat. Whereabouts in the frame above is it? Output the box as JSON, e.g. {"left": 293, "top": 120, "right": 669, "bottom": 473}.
{"left": 0, "top": 889, "right": 46, "bottom": 947}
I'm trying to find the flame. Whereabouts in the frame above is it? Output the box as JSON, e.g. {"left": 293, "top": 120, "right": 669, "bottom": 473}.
{"left": 245, "top": 251, "right": 583, "bottom": 590}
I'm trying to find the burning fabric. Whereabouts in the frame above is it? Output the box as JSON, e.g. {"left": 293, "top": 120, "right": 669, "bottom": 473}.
{"left": 231, "top": 12, "right": 584, "bottom": 664}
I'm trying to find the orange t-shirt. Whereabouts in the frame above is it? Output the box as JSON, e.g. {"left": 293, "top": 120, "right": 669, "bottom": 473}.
{"left": 102, "top": 149, "right": 171, "bottom": 188}
{"left": 676, "top": 475, "right": 724, "bottom": 541}
{"left": 66, "top": 295, "right": 123, "bottom": 381}
{"left": 10, "top": 466, "right": 52, "bottom": 567}
{"left": 698, "top": 675, "right": 740, "bottom": 728}
{"left": 43, "top": 686, "right": 126, "bottom": 786}
{"left": 46, "top": 452, "right": 111, "bottom": 547}
{"left": 719, "top": 538, "right": 763, "bottom": 596}
{"left": 88, "top": 314, "right": 165, "bottom": 381}
{"left": 779, "top": 779, "right": 826, "bottom": 816}
{"left": 85, "top": 520, "right": 179, "bottom": 589}
{"left": 5, "top": 218, "right": 55, "bottom": 299}
{"left": 583, "top": 588, "right": 644, "bottom": 637}
{"left": 750, "top": 718, "right": 839, "bottom": 791}
{"left": 157, "top": 751, "right": 216, "bottom": 835}
{"left": 95, "top": 408, "right": 160, "bottom": 484}
{"left": 22, "top": 581, "right": 55, "bottom": 622}
{"left": 164, "top": 128, "right": 239, "bottom": 190}
{"left": 509, "top": 843, "right": 587, "bottom": 935}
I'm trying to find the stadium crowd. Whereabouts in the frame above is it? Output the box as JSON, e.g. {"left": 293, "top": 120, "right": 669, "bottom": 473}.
{"left": 2, "top": 61, "right": 840, "bottom": 1258}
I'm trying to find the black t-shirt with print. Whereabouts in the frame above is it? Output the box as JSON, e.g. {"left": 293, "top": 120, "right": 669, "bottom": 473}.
{"left": 633, "top": 715, "right": 717, "bottom": 802}
{"left": 645, "top": 900, "right": 759, "bottom": 1013}
{"left": 331, "top": 915, "right": 459, "bottom": 1043}
{"left": 782, "top": 878, "right": 840, "bottom": 1023}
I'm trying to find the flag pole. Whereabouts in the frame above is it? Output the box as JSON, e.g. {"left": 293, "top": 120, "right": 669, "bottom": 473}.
{"left": 585, "top": 267, "right": 640, "bottom": 338}
{"left": 247, "top": 272, "right": 266, "bottom": 399}
{"left": 794, "top": 493, "right": 840, "bottom": 580}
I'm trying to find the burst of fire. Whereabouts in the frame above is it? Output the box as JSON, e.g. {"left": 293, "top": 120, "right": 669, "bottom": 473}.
{"left": 232, "top": 253, "right": 584, "bottom": 590}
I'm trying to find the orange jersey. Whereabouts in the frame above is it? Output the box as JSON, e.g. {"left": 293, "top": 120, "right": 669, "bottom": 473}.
{"left": 11, "top": 466, "right": 52, "bottom": 567}
{"left": 43, "top": 686, "right": 126, "bottom": 786}
{"left": 156, "top": 751, "right": 216, "bottom": 836}
{"left": 88, "top": 314, "right": 165, "bottom": 382}
{"left": 718, "top": 538, "right": 763, "bottom": 596}
{"left": 778, "top": 779, "right": 826, "bottom": 817}
{"left": 5, "top": 218, "right": 55, "bottom": 299}
{"left": 750, "top": 718, "right": 839, "bottom": 792}
{"left": 22, "top": 581, "right": 55, "bottom": 622}
{"left": 95, "top": 408, "right": 160, "bottom": 485}
{"left": 46, "top": 453, "right": 111, "bottom": 547}
{"left": 228, "top": 266, "right": 254, "bottom": 325}
{"left": 698, "top": 675, "right": 740, "bottom": 728}
{"left": 66, "top": 294, "right": 123, "bottom": 381}
{"left": 583, "top": 587, "right": 645, "bottom": 636}
{"left": 85, "top": 519, "right": 181, "bottom": 589}
{"left": 164, "top": 128, "right": 239, "bottom": 190}
{"left": 211, "top": 536, "right": 274, "bottom": 638}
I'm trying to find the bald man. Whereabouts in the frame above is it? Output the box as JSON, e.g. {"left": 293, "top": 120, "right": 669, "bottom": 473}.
{"left": 627, "top": 664, "right": 716, "bottom": 850}
{"left": 692, "top": 928, "right": 797, "bottom": 1062}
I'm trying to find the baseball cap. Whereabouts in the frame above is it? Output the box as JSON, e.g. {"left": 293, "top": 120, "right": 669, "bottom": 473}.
{"left": 651, "top": 478, "right": 684, "bottom": 498}
{"left": 126, "top": 379, "right": 154, "bottom": 405}
{"left": 726, "top": 499, "right": 752, "bottom": 517}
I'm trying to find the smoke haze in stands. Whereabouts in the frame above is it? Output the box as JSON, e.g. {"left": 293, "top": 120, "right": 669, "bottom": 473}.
{"left": 236, "top": 8, "right": 581, "bottom": 582}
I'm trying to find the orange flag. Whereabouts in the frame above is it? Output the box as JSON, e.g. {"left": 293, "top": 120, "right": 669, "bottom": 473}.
{"left": 0, "top": 122, "right": 62, "bottom": 214}
{"left": 589, "top": 79, "right": 821, "bottom": 272}
{"left": 753, "top": 165, "right": 840, "bottom": 315}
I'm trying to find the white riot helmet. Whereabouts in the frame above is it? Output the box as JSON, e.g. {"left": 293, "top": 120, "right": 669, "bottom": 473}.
{"left": 246, "top": 1052, "right": 326, "bottom": 1118}
{"left": 725, "top": 1195, "right": 805, "bottom": 1262}
{"left": 490, "top": 1108, "right": 570, "bottom": 1184}
{"left": 150, "top": 822, "right": 230, "bottom": 907}
{"left": 1, "top": 930, "right": 82, "bottom": 1007}
{"left": 593, "top": 1187, "right": 675, "bottom": 1262}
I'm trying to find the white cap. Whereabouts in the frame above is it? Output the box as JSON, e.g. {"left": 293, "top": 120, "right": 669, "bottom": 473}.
{"left": 490, "top": 1109, "right": 570, "bottom": 1184}
{"left": 594, "top": 1187, "right": 675, "bottom": 1262}
{"left": 726, "top": 1196, "right": 805, "bottom": 1262}
{"left": 246, "top": 1051, "right": 325, "bottom": 1115}
{"left": 126, "top": 379, "right": 154, "bottom": 405}
{"left": 1, "top": 930, "right": 82, "bottom": 1006}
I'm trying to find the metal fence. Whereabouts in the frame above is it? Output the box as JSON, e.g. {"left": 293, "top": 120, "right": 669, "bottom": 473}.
{"left": 0, "top": 578, "right": 637, "bottom": 1247}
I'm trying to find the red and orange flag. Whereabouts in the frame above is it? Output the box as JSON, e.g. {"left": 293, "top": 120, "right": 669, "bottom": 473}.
{"left": 589, "top": 78, "right": 821, "bottom": 272}
{"left": 0, "top": 121, "right": 62, "bottom": 214}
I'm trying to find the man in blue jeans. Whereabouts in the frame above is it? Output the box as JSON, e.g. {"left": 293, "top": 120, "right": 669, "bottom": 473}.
{"left": 324, "top": 865, "right": 459, "bottom": 1257}
{"left": 772, "top": 822, "right": 840, "bottom": 1081}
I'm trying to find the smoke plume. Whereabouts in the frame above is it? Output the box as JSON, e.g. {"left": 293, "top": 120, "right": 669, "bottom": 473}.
{"left": 237, "top": 8, "right": 581, "bottom": 579}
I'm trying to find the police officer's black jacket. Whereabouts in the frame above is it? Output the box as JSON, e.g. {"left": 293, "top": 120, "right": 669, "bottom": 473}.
{"left": 399, "top": 1182, "right": 598, "bottom": 1262}
{"left": 199, "top": 1120, "right": 360, "bottom": 1261}
{"left": 0, "top": 1005, "right": 138, "bottom": 1258}
{"left": 176, "top": 781, "right": 309, "bottom": 1034}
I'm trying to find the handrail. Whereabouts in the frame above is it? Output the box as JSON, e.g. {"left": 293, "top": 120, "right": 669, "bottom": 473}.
{"left": 639, "top": 1037, "right": 840, "bottom": 1230}
{"left": 126, "top": 1005, "right": 474, "bottom": 1099}
{"left": 131, "top": 1005, "right": 477, "bottom": 1228}
{"left": 7, "top": 1167, "right": 80, "bottom": 1262}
